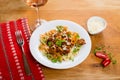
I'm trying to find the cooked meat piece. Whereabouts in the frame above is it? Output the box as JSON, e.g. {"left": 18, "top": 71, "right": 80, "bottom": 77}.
{"left": 77, "top": 39, "right": 86, "bottom": 45}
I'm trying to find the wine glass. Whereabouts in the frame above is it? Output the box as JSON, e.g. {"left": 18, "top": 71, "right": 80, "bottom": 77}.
{"left": 24, "top": 0, "right": 48, "bottom": 30}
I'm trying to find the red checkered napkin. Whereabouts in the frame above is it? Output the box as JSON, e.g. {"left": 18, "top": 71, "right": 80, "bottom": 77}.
{"left": 0, "top": 18, "right": 44, "bottom": 80}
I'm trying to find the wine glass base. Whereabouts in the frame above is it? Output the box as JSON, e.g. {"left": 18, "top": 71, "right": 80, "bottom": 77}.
{"left": 36, "top": 19, "right": 47, "bottom": 27}
{"left": 30, "top": 19, "right": 47, "bottom": 32}
{"left": 40, "top": 19, "right": 47, "bottom": 24}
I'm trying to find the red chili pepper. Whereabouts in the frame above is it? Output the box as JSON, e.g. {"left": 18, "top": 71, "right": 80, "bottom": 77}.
{"left": 95, "top": 52, "right": 108, "bottom": 59}
{"left": 102, "top": 58, "right": 111, "bottom": 67}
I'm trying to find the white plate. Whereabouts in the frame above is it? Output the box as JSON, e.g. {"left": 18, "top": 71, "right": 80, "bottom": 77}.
{"left": 29, "top": 20, "right": 91, "bottom": 69}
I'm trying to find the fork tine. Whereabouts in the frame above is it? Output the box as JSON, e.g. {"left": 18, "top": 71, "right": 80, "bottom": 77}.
{"left": 15, "top": 30, "right": 21, "bottom": 38}
{"left": 15, "top": 30, "right": 24, "bottom": 45}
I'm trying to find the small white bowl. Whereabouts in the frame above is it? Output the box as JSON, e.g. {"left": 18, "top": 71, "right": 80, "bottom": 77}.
{"left": 87, "top": 16, "right": 107, "bottom": 35}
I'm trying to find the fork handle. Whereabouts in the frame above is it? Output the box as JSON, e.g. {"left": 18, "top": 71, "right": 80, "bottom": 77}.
{"left": 21, "top": 47, "right": 31, "bottom": 75}
{"left": 22, "top": 53, "right": 31, "bottom": 75}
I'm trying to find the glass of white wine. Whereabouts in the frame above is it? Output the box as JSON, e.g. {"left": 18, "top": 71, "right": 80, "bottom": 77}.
{"left": 25, "top": 0, "right": 48, "bottom": 30}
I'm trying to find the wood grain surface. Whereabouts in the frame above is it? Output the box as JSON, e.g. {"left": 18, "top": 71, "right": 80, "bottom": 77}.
{"left": 0, "top": 0, "right": 120, "bottom": 80}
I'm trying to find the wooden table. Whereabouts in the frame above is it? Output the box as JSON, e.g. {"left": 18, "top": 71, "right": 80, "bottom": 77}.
{"left": 0, "top": 0, "right": 120, "bottom": 80}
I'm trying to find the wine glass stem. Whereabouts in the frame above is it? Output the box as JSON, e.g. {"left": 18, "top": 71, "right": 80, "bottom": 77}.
{"left": 36, "top": 7, "right": 41, "bottom": 26}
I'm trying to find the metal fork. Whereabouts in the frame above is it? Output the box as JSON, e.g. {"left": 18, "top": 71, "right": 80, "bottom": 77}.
{"left": 15, "top": 30, "right": 31, "bottom": 75}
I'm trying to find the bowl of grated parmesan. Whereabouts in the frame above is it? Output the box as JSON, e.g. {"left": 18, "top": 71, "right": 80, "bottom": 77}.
{"left": 87, "top": 16, "right": 107, "bottom": 35}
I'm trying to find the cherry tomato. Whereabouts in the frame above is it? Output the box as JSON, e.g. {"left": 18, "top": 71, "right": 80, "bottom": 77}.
{"left": 95, "top": 52, "right": 108, "bottom": 59}
{"left": 102, "top": 58, "right": 111, "bottom": 67}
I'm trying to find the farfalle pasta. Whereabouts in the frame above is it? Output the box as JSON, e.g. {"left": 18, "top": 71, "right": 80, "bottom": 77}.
{"left": 39, "top": 26, "right": 86, "bottom": 63}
